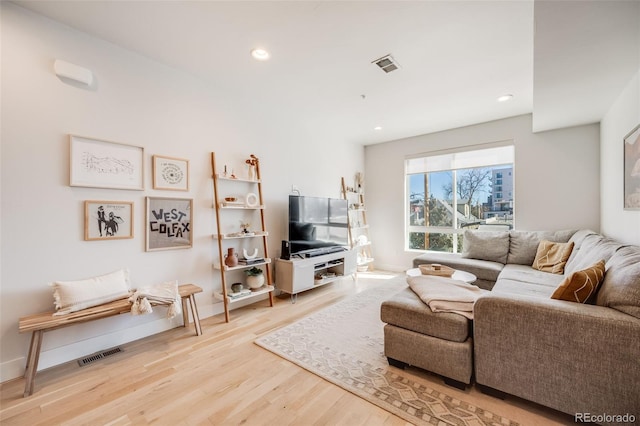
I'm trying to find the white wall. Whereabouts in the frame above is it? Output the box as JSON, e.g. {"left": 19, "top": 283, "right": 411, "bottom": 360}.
{"left": 365, "top": 114, "right": 600, "bottom": 271}
{"left": 601, "top": 70, "right": 640, "bottom": 245}
{"left": 0, "top": 4, "right": 363, "bottom": 382}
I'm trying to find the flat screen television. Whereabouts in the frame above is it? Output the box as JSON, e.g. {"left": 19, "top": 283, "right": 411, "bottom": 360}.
{"left": 287, "top": 195, "right": 348, "bottom": 257}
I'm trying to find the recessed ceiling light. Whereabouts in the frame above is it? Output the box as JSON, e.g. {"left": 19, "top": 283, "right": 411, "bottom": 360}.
{"left": 251, "top": 48, "right": 270, "bottom": 61}
{"left": 374, "top": 126, "right": 382, "bottom": 131}
{"left": 497, "top": 94, "right": 513, "bottom": 102}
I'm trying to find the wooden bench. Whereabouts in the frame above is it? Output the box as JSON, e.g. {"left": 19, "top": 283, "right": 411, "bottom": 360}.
{"left": 18, "top": 283, "right": 203, "bottom": 397}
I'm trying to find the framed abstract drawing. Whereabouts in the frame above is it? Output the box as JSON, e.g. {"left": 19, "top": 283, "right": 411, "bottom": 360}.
{"left": 70, "top": 135, "right": 144, "bottom": 190}
{"left": 145, "top": 197, "right": 193, "bottom": 251}
{"left": 84, "top": 200, "right": 134, "bottom": 241}
{"left": 624, "top": 123, "right": 640, "bottom": 210}
{"left": 152, "top": 155, "right": 189, "bottom": 191}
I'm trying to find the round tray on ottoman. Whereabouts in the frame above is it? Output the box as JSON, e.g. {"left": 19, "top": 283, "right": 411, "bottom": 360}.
{"left": 418, "top": 263, "right": 455, "bottom": 277}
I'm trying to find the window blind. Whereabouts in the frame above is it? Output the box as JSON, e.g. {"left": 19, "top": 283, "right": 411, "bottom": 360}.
{"left": 406, "top": 145, "right": 514, "bottom": 174}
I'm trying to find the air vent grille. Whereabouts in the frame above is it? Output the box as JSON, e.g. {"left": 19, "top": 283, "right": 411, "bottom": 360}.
{"left": 77, "top": 346, "right": 124, "bottom": 367}
{"left": 372, "top": 54, "right": 400, "bottom": 73}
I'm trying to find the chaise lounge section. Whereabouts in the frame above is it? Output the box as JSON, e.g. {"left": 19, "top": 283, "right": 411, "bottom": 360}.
{"left": 381, "top": 288, "right": 473, "bottom": 388}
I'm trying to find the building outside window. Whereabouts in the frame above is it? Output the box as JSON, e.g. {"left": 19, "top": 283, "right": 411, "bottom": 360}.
{"left": 406, "top": 144, "right": 514, "bottom": 252}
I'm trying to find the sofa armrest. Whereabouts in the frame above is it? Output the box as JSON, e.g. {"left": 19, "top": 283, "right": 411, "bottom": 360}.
{"left": 474, "top": 294, "right": 640, "bottom": 417}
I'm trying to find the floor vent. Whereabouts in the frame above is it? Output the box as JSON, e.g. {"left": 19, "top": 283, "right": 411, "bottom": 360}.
{"left": 77, "top": 347, "right": 124, "bottom": 367}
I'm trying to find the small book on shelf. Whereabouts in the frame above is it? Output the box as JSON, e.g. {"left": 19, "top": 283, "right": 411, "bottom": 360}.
{"left": 228, "top": 288, "right": 251, "bottom": 299}
{"left": 238, "top": 257, "right": 264, "bottom": 265}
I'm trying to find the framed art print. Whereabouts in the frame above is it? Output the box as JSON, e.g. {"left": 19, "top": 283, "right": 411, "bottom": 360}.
{"left": 624, "top": 123, "right": 640, "bottom": 210}
{"left": 84, "top": 200, "right": 134, "bottom": 241}
{"left": 70, "top": 135, "right": 144, "bottom": 190}
{"left": 152, "top": 155, "right": 189, "bottom": 191}
{"left": 146, "top": 197, "right": 193, "bottom": 251}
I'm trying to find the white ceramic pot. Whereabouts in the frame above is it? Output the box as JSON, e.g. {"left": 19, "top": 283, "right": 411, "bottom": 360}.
{"left": 246, "top": 274, "right": 265, "bottom": 290}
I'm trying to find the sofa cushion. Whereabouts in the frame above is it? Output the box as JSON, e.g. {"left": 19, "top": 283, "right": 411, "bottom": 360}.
{"left": 507, "top": 230, "right": 575, "bottom": 265}
{"left": 565, "top": 229, "right": 598, "bottom": 265}
{"left": 498, "top": 264, "right": 565, "bottom": 288}
{"left": 564, "top": 234, "right": 623, "bottom": 276}
{"left": 596, "top": 245, "right": 640, "bottom": 319}
{"left": 380, "top": 287, "right": 469, "bottom": 342}
{"left": 551, "top": 260, "right": 605, "bottom": 303}
{"left": 461, "top": 230, "right": 509, "bottom": 264}
{"left": 491, "top": 279, "right": 559, "bottom": 299}
{"left": 532, "top": 240, "right": 574, "bottom": 274}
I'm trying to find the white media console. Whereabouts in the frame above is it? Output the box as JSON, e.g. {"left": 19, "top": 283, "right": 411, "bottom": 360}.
{"left": 275, "top": 249, "right": 357, "bottom": 302}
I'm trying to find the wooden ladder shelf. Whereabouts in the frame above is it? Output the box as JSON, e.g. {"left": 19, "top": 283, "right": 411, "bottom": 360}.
{"left": 211, "top": 152, "right": 274, "bottom": 322}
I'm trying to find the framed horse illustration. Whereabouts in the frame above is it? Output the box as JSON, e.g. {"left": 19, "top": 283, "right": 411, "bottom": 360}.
{"left": 84, "top": 200, "right": 134, "bottom": 241}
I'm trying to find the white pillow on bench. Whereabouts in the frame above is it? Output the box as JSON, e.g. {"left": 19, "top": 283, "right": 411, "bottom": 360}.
{"left": 52, "top": 268, "right": 132, "bottom": 316}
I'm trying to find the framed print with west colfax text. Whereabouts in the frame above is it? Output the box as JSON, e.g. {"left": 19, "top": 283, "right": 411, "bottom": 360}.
{"left": 145, "top": 197, "right": 193, "bottom": 251}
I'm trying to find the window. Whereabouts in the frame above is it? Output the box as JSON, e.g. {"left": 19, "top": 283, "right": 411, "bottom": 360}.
{"left": 406, "top": 145, "right": 514, "bottom": 252}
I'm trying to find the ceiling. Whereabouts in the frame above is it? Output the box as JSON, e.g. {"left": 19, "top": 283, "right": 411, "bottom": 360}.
{"left": 11, "top": 1, "right": 640, "bottom": 145}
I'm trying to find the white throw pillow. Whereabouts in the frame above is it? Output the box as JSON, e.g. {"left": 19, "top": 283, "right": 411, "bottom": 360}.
{"left": 52, "top": 268, "right": 132, "bottom": 315}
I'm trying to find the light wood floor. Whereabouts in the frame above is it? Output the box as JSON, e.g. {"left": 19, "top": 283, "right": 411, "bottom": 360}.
{"left": 1, "top": 273, "right": 572, "bottom": 425}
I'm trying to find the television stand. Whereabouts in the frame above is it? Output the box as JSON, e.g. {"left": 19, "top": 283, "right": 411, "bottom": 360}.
{"left": 275, "top": 249, "right": 356, "bottom": 303}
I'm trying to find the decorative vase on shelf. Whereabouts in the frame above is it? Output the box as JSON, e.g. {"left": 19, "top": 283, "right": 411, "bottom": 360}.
{"left": 245, "top": 266, "right": 265, "bottom": 290}
{"left": 224, "top": 247, "right": 238, "bottom": 267}
{"left": 248, "top": 165, "right": 257, "bottom": 181}
{"left": 246, "top": 274, "right": 265, "bottom": 290}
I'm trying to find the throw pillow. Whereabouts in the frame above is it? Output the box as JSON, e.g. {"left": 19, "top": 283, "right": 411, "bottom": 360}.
{"left": 461, "top": 230, "right": 510, "bottom": 264}
{"left": 532, "top": 240, "right": 574, "bottom": 274}
{"left": 551, "top": 260, "right": 605, "bottom": 303}
{"left": 52, "top": 268, "right": 132, "bottom": 316}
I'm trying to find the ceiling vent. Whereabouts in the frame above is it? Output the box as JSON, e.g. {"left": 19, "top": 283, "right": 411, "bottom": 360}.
{"left": 372, "top": 54, "right": 400, "bottom": 73}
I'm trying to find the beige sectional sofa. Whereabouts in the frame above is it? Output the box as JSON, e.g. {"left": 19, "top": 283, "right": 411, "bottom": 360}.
{"left": 382, "top": 229, "right": 640, "bottom": 421}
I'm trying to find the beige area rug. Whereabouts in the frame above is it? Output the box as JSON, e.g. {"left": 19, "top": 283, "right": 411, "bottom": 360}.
{"left": 256, "top": 275, "right": 519, "bottom": 426}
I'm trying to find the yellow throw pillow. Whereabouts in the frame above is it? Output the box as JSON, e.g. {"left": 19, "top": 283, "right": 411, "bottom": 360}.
{"left": 532, "top": 240, "right": 574, "bottom": 274}
{"left": 551, "top": 260, "right": 605, "bottom": 303}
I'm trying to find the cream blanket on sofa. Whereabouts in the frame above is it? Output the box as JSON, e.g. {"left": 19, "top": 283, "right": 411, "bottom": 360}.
{"left": 407, "top": 275, "right": 488, "bottom": 319}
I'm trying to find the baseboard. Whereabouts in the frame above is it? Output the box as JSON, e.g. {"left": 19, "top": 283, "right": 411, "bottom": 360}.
{"left": 0, "top": 357, "right": 27, "bottom": 383}
{"left": 37, "top": 316, "right": 183, "bottom": 372}
{"left": 0, "top": 297, "right": 264, "bottom": 383}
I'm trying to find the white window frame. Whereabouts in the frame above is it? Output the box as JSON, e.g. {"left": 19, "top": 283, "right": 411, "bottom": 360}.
{"left": 405, "top": 143, "right": 515, "bottom": 253}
